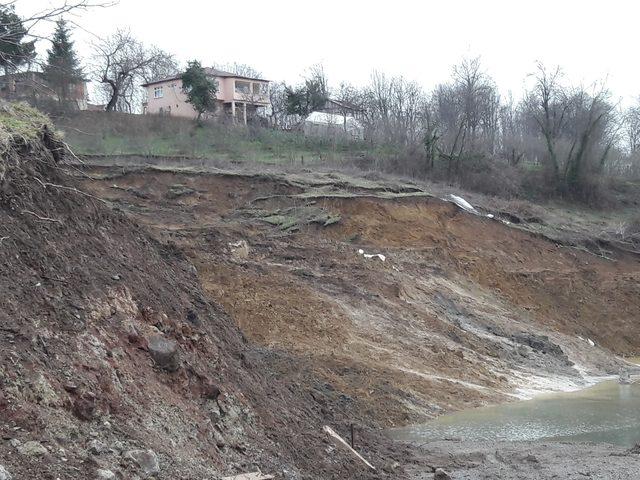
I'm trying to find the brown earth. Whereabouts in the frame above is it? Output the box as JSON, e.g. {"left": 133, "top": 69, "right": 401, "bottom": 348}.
{"left": 0, "top": 131, "right": 402, "bottom": 479}
{"left": 73, "top": 165, "right": 640, "bottom": 430}
{"left": 3, "top": 130, "right": 640, "bottom": 479}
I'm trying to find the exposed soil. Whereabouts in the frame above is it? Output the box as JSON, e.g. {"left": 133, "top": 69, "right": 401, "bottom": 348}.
{"left": 0, "top": 132, "right": 398, "bottom": 479}
{"left": 74, "top": 165, "right": 640, "bottom": 429}
{"left": 4, "top": 131, "right": 640, "bottom": 479}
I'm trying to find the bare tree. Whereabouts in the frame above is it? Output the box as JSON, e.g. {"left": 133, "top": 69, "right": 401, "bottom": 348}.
{"left": 0, "top": 1, "right": 112, "bottom": 44}
{"left": 214, "top": 62, "right": 262, "bottom": 78}
{"left": 523, "top": 64, "right": 616, "bottom": 192}
{"left": 625, "top": 100, "right": 640, "bottom": 155}
{"left": 362, "top": 71, "right": 427, "bottom": 146}
{"left": 91, "top": 29, "right": 178, "bottom": 112}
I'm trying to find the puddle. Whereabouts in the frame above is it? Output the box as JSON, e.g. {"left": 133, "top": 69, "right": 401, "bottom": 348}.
{"left": 388, "top": 380, "right": 640, "bottom": 447}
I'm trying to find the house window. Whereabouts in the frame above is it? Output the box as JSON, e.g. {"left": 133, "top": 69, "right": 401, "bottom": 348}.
{"left": 235, "top": 81, "right": 250, "bottom": 94}
{"left": 154, "top": 86, "right": 163, "bottom": 98}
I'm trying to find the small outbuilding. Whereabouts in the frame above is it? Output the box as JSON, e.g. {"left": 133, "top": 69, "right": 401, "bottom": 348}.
{"left": 302, "top": 111, "right": 364, "bottom": 140}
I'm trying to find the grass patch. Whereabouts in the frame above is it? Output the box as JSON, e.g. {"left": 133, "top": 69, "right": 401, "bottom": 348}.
{"left": 56, "top": 111, "right": 371, "bottom": 166}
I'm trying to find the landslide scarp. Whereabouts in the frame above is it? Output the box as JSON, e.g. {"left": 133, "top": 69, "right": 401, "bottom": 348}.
{"left": 0, "top": 103, "right": 387, "bottom": 480}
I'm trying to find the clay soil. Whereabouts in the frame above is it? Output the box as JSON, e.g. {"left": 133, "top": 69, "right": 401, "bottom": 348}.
{"left": 75, "top": 165, "right": 640, "bottom": 428}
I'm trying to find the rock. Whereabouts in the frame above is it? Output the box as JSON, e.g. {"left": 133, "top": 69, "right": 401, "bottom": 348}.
{"left": 73, "top": 391, "right": 97, "bottom": 421}
{"left": 166, "top": 184, "right": 196, "bottom": 199}
{"left": 627, "top": 443, "right": 640, "bottom": 454}
{"left": 228, "top": 240, "right": 250, "bottom": 260}
{"left": 0, "top": 465, "right": 12, "bottom": 480}
{"left": 212, "top": 428, "right": 226, "bottom": 448}
{"left": 96, "top": 469, "right": 116, "bottom": 480}
{"left": 619, "top": 369, "right": 632, "bottom": 385}
{"left": 186, "top": 309, "right": 201, "bottom": 326}
{"left": 382, "top": 461, "right": 400, "bottom": 472}
{"left": 110, "top": 440, "right": 125, "bottom": 454}
{"left": 17, "top": 440, "right": 48, "bottom": 456}
{"left": 434, "top": 468, "right": 452, "bottom": 480}
{"left": 88, "top": 439, "right": 107, "bottom": 455}
{"left": 125, "top": 449, "right": 160, "bottom": 475}
{"left": 202, "top": 380, "right": 221, "bottom": 400}
{"left": 148, "top": 335, "right": 180, "bottom": 371}
{"left": 31, "top": 374, "right": 59, "bottom": 406}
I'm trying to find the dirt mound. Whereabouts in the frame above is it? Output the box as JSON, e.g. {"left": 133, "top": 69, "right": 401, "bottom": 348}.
{"left": 0, "top": 104, "right": 391, "bottom": 479}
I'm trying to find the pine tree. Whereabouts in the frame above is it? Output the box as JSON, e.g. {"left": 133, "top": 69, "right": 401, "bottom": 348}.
{"left": 43, "top": 18, "right": 83, "bottom": 102}
{"left": 0, "top": 5, "right": 36, "bottom": 77}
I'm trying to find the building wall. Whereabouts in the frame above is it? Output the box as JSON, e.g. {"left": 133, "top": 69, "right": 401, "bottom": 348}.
{"left": 144, "top": 79, "right": 198, "bottom": 118}
{"left": 144, "top": 77, "right": 270, "bottom": 119}
{"left": 0, "top": 72, "right": 88, "bottom": 110}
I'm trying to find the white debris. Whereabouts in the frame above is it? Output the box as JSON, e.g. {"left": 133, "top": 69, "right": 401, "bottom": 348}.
{"left": 228, "top": 240, "right": 250, "bottom": 259}
{"left": 358, "top": 249, "right": 385, "bottom": 262}
{"left": 486, "top": 213, "right": 494, "bottom": 219}
{"left": 448, "top": 194, "right": 478, "bottom": 213}
{"left": 587, "top": 338, "right": 595, "bottom": 347}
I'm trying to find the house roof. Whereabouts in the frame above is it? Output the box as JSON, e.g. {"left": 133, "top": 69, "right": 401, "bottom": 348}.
{"left": 141, "top": 67, "right": 269, "bottom": 87}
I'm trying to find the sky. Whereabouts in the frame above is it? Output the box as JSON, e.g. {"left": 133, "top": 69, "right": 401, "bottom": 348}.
{"left": 18, "top": 0, "right": 640, "bottom": 105}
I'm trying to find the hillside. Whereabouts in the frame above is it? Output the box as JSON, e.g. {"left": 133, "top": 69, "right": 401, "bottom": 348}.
{"left": 71, "top": 159, "right": 640, "bottom": 427}
{"left": 0, "top": 103, "right": 400, "bottom": 479}
{"left": 2, "top": 104, "right": 640, "bottom": 479}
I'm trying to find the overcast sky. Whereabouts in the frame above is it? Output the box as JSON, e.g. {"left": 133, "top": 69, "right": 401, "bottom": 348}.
{"left": 19, "top": 0, "right": 640, "bottom": 104}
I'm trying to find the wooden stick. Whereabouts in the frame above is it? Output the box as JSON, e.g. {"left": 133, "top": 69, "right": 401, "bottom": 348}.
{"left": 323, "top": 425, "right": 376, "bottom": 470}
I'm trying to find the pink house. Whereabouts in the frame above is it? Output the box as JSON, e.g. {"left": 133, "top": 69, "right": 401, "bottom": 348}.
{"left": 141, "top": 68, "right": 270, "bottom": 124}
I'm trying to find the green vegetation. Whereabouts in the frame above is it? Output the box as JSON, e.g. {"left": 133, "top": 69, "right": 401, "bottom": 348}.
{"left": 0, "top": 5, "right": 35, "bottom": 76}
{"left": 181, "top": 60, "right": 218, "bottom": 122}
{"left": 57, "top": 111, "right": 372, "bottom": 165}
{"left": 0, "top": 101, "right": 52, "bottom": 154}
{"left": 256, "top": 206, "right": 342, "bottom": 232}
{"left": 43, "top": 18, "right": 84, "bottom": 103}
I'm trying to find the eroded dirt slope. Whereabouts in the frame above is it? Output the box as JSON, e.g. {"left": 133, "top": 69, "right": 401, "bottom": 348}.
{"left": 0, "top": 115, "right": 397, "bottom": 479}
{"left": 75, "top": 166, "right": 640, "bottom": 428}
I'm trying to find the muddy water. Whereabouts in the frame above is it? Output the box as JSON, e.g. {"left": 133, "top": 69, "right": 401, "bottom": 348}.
{"left": 389, "top": 380, "right": 640, "bottom": 447}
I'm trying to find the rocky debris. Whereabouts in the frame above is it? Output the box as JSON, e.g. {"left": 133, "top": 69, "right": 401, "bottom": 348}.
{"left": 434, "top": 467, "right": 452, "bottom": 480}
{"left": 125, "top": 449, "right": 160, "bottom": 476}
{"left": 0, "top": 465, "right": 12, "bottom": 480}
{"left": 619, "top": 369, "right": 632, "bottom": 384}
{"left": 229, "top": 240, "right": 250, "bottom": 260}
{"left": 73, "top": 391, "right": 97, "bottom": 421}
{"left": 96, "top": 469, "right": 116, "bottom": 480}
{"left": 17, "top": 440, "right": 48, "bottom": 456}
{"left": 627, "top": 443, "right": 640, "bottom": 454}
{"left": 88, "top": 439, "right": 107, "bottom": 455}
{"left": 511, "top": 332, "right": 572, "bottom": 365}
{"left": 382, "top": 461, "right": 400, "bottom": 473}
{"left": 147, "top": 334, "right": 180, "bottom": 371}
{"left": 166, "top": 184, "right": 196, "bottom": 199}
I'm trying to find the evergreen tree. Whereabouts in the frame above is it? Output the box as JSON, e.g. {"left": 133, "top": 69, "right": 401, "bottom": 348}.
{"left": 43, "top": 18, "right": 83, "bottom": 102}
{"left": 0, "top": 5, "right": 36, "bottom": 77}
{"left": 285, "top": 66, "right": 329, "bottom": 117}
{"left": 181, "top": 60, "right": 217, "bottom": 123}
